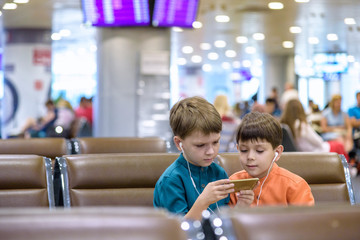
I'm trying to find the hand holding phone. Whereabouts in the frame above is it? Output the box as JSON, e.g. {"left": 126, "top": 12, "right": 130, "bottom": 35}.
{"left": 230, "top": 178, "right": 259, "bottom": 192}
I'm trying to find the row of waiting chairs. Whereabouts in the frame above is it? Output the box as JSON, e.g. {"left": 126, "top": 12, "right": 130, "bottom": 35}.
{"left": 1, "top": 151, "right": 354, "bottom": 208}
{"left": 0, "top": 137, "right": 168, "bottom": 158}
{"left": 1, "top": 204, "right": 360, "bottom": 239}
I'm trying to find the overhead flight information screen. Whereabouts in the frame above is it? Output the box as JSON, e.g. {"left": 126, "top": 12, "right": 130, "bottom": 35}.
{"left": 152, "top": 0, "right": 199, "bottom": 28}
{"left": 82, "top": 0, "right": 150, "bottom": 27}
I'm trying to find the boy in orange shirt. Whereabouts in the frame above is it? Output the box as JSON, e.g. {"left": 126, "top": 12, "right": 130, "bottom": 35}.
{"left": 229, "top": 112, "right": 314, "bottom": 206}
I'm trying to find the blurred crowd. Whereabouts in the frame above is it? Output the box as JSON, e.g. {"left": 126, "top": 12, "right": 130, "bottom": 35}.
{"left": 16, "top": 96, "right": 93, "bottom": 139}
{"left": 214, "top": 84, "right": 360, "bottom": 176}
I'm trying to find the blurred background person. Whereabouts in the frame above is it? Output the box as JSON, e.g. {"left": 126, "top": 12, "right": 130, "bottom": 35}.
{"left": 213, "top": 94, "right": 240, "bottom": 152}
{"left": 280, "top": 99, "right": 349, "bottom": 161}
{"left": 265, "top": 97, "right": 282, "bottom": 119}
{"left": 320, "top": 94, "right": 353, "bottom": 152}
{"left": 280, "top": 82, "right": 299, "bottom": 110}
{"left": 307, "top": 103, "right": 323, "bottom": 134}
{"left": 74, "top": 96, "right": 93, "bottom": 137}
{"left": 46, "top": 98, "right": 76, "bottom": 138}
{"left": 18, "top": 99, "right": 58, "bottom": 138}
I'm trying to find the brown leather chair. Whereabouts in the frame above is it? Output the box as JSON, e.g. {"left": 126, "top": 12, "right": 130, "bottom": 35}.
{"left": 0, "top": 207, "right": 187, "bottom": 240}
{"left": 57, "top": 153, "right": 178, "bottom": 207}
{"left": 0, "top": 138, "right": 72, "bottom": 159}
{"left": 217, "top": 152, "right": 355, "bottom": 204}
{"left": 72, "top": 137, "right": 168, "bottom": 154}
{"left": 0, "top": 155, "right": 55, "bottom": 208}
{"left": 214, "top": 204, "right": 360, "bottom": 240}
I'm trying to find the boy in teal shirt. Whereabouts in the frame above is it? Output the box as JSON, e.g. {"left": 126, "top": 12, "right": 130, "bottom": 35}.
{"left": 154, "top": 96, "right": 254, "bottom": 220}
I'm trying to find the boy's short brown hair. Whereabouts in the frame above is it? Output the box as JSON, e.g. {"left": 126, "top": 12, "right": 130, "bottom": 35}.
{"left": 236, "top": 112, "right": 282, "bottom": 149}
{"left": 170, "top": 96, "right": 222, "bottom": 139}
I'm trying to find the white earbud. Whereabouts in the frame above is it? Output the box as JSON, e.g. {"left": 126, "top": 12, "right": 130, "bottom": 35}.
{"left": 272, "top": 152, "right": 278, "bottom": 162}
{"left": 179, "top": 142, "right": 183, "bottom": 151}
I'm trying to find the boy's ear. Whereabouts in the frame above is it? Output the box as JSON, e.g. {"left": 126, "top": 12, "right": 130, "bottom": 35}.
{"left": 173, "top": 136, "right": 182, "bottom": 151}
{"left": 274, "top": 145, "right": 284, "bottom": 161}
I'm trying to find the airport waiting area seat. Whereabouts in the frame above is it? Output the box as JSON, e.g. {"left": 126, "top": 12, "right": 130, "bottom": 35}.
{"left": 0, "top": 207, "right": 187, "bottom": 240}
{"left": 57, "top": 153, "right": 179, "bottom": 207}
{"left": 71, "top": 137, "right": 168, "bottom": 154}
{"left": 212, "top": 204, "right": 360, "bottom": 240}
{"left": 217, "top": 152, "right": 355, "bottom": 204}
{"left": 57, "top": 152, "right": 355, "bottom": 207}
{"left": 0, "top": 155, "right": 55, "bottom": 208}
{"left": 0, "top": 138, "right": 72, "bottom": 160}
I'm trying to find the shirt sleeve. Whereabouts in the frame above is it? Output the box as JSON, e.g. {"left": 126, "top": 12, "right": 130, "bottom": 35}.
{"left": 287, "top": 179, "right": 315, "bottom": 206}
{"left": 155, "top": 175, "right": 189, "bottom": 215}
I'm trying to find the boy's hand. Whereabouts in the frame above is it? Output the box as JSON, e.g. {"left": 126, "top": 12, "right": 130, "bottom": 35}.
{"left": 235, "top": 181, "right": 258, "bottom": 207}
{"left": 198, "top": 179, "right": 234, "bottom": 205}
{"left": 235, "top": 189, "right": 255, "bottom": 207}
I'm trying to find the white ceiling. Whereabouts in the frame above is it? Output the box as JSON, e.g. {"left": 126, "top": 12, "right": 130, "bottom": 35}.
{"left": 1, "top": 0, "right": 360, "bottom": 60}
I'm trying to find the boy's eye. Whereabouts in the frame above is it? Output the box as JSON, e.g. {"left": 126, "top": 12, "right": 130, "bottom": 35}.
{"left": 240, "top": 149, "right": 248, "bottom": 153}
{"left": 196, "top": 144, "right": 204, "bottom": 148}
{"left": 256, "top": 150, "right": 264, "bottom": 153}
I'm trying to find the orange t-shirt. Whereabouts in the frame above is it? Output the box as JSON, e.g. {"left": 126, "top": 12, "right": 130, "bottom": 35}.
{"left": 229, "top": 163, "right": 315, "bottom": 206}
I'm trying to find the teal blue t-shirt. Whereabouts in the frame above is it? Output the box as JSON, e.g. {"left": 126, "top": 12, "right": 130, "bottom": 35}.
{"left": 153, "top": 153, "right": 230, "bottom": 215}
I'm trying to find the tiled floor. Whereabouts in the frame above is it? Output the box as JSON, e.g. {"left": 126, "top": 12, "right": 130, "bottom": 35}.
{"left": 351, "top": 176, "right": 360, "bottom": 204}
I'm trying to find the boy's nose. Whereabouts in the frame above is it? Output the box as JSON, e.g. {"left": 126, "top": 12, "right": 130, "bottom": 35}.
{"left": 247, "top": 151, "right": 256, "bottom": 160}
{"left": 206, "top": 145, "right": 215, "bottom": 155}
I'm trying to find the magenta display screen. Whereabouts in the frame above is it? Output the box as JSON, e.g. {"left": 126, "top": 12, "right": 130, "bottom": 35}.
{"left": 152, "top": 0, "right": 199, "bottom": 28}
{"left": 82, "top": 0, "right": 151, "bottom": 27}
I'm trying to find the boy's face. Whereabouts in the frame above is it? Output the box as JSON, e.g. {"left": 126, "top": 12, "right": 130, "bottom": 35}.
{"left": 175, "top": 131, "right": 221, "bottom": 167}
{"left": 237, "top": 138, "right": 282, "bottom": 179}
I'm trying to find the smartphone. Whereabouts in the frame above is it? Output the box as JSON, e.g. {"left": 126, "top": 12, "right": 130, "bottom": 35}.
{"left": 230, "top": 178, "right": 259, "bottom": 192}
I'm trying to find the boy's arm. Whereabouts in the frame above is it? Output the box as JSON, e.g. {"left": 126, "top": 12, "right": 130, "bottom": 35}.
{"left": 288, "top": 180, "right": 315, "bottom": 206}
{"left": 184, "top": 179, "right": 234, "bottom": 220}
{"left": 154, "top": 177, "right": 189, "bottom": 215}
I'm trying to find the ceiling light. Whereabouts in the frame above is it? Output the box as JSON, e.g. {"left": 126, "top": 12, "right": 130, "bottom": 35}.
{"left": 3, "top": 3, "right": 17, "bottom": 9}
{"left": 191, "top": 55, "right": 202, "bottom": 63}
{"left": 200, "top": 43, "right": 211, "bottom": 50}
{"left": 192, "top": 21, "right": 202, "bottom": 29}
{"left": 245, "top": 46, "right": 256, "bottom": 54}
{"left": 0, "top": 11, "right": 2, "bottom": 16}
{"left": 282, "top": 41, "right": 294, "bottom": 48}
{"left": 202, "top": 64, "right": 212, "bottom": 72}
{"left": 208, "top": 52, "right": 219, "bottom": 60}
{"left": 177, "top": 58, "right": 187, "bottom": 65}
{"left": 51, "top": 33, "right": 61, "bottom": 41}
{"left": 182, "top": 46, "right": 193, "bottom": 54}
{"left": 268, "top": 2, "right": 284, "bottom": 10}
{"left": 253, "top": 33, "right": 265, "bottom": 40}
{"left": 236, "top": 36, "right": 248, "bottom": 44}
{"left": 225, "top": 50, "right": 236, "bottom": 58}
{"left": 308, "top": 37, "right": 319, "bottom": 44}
{"left": 173, "top": 27, "right": 183, "bottom": 32}
{"left": 289, "top": 26, "right": 302, "bottom": 33}
{"left": 215, "top": 15, "right": 230, "bottom": 23}
{"left": 214, "top": 40, "right": 226, "bottom": 48}
{"left": 13, "top": 0, "right": 29, "bottom": 3}
{"left": 327, "top": 33, "right": 338, "bottom": 41}
{"left": 344, "top": 18, "right": 356, "bottom": 25}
